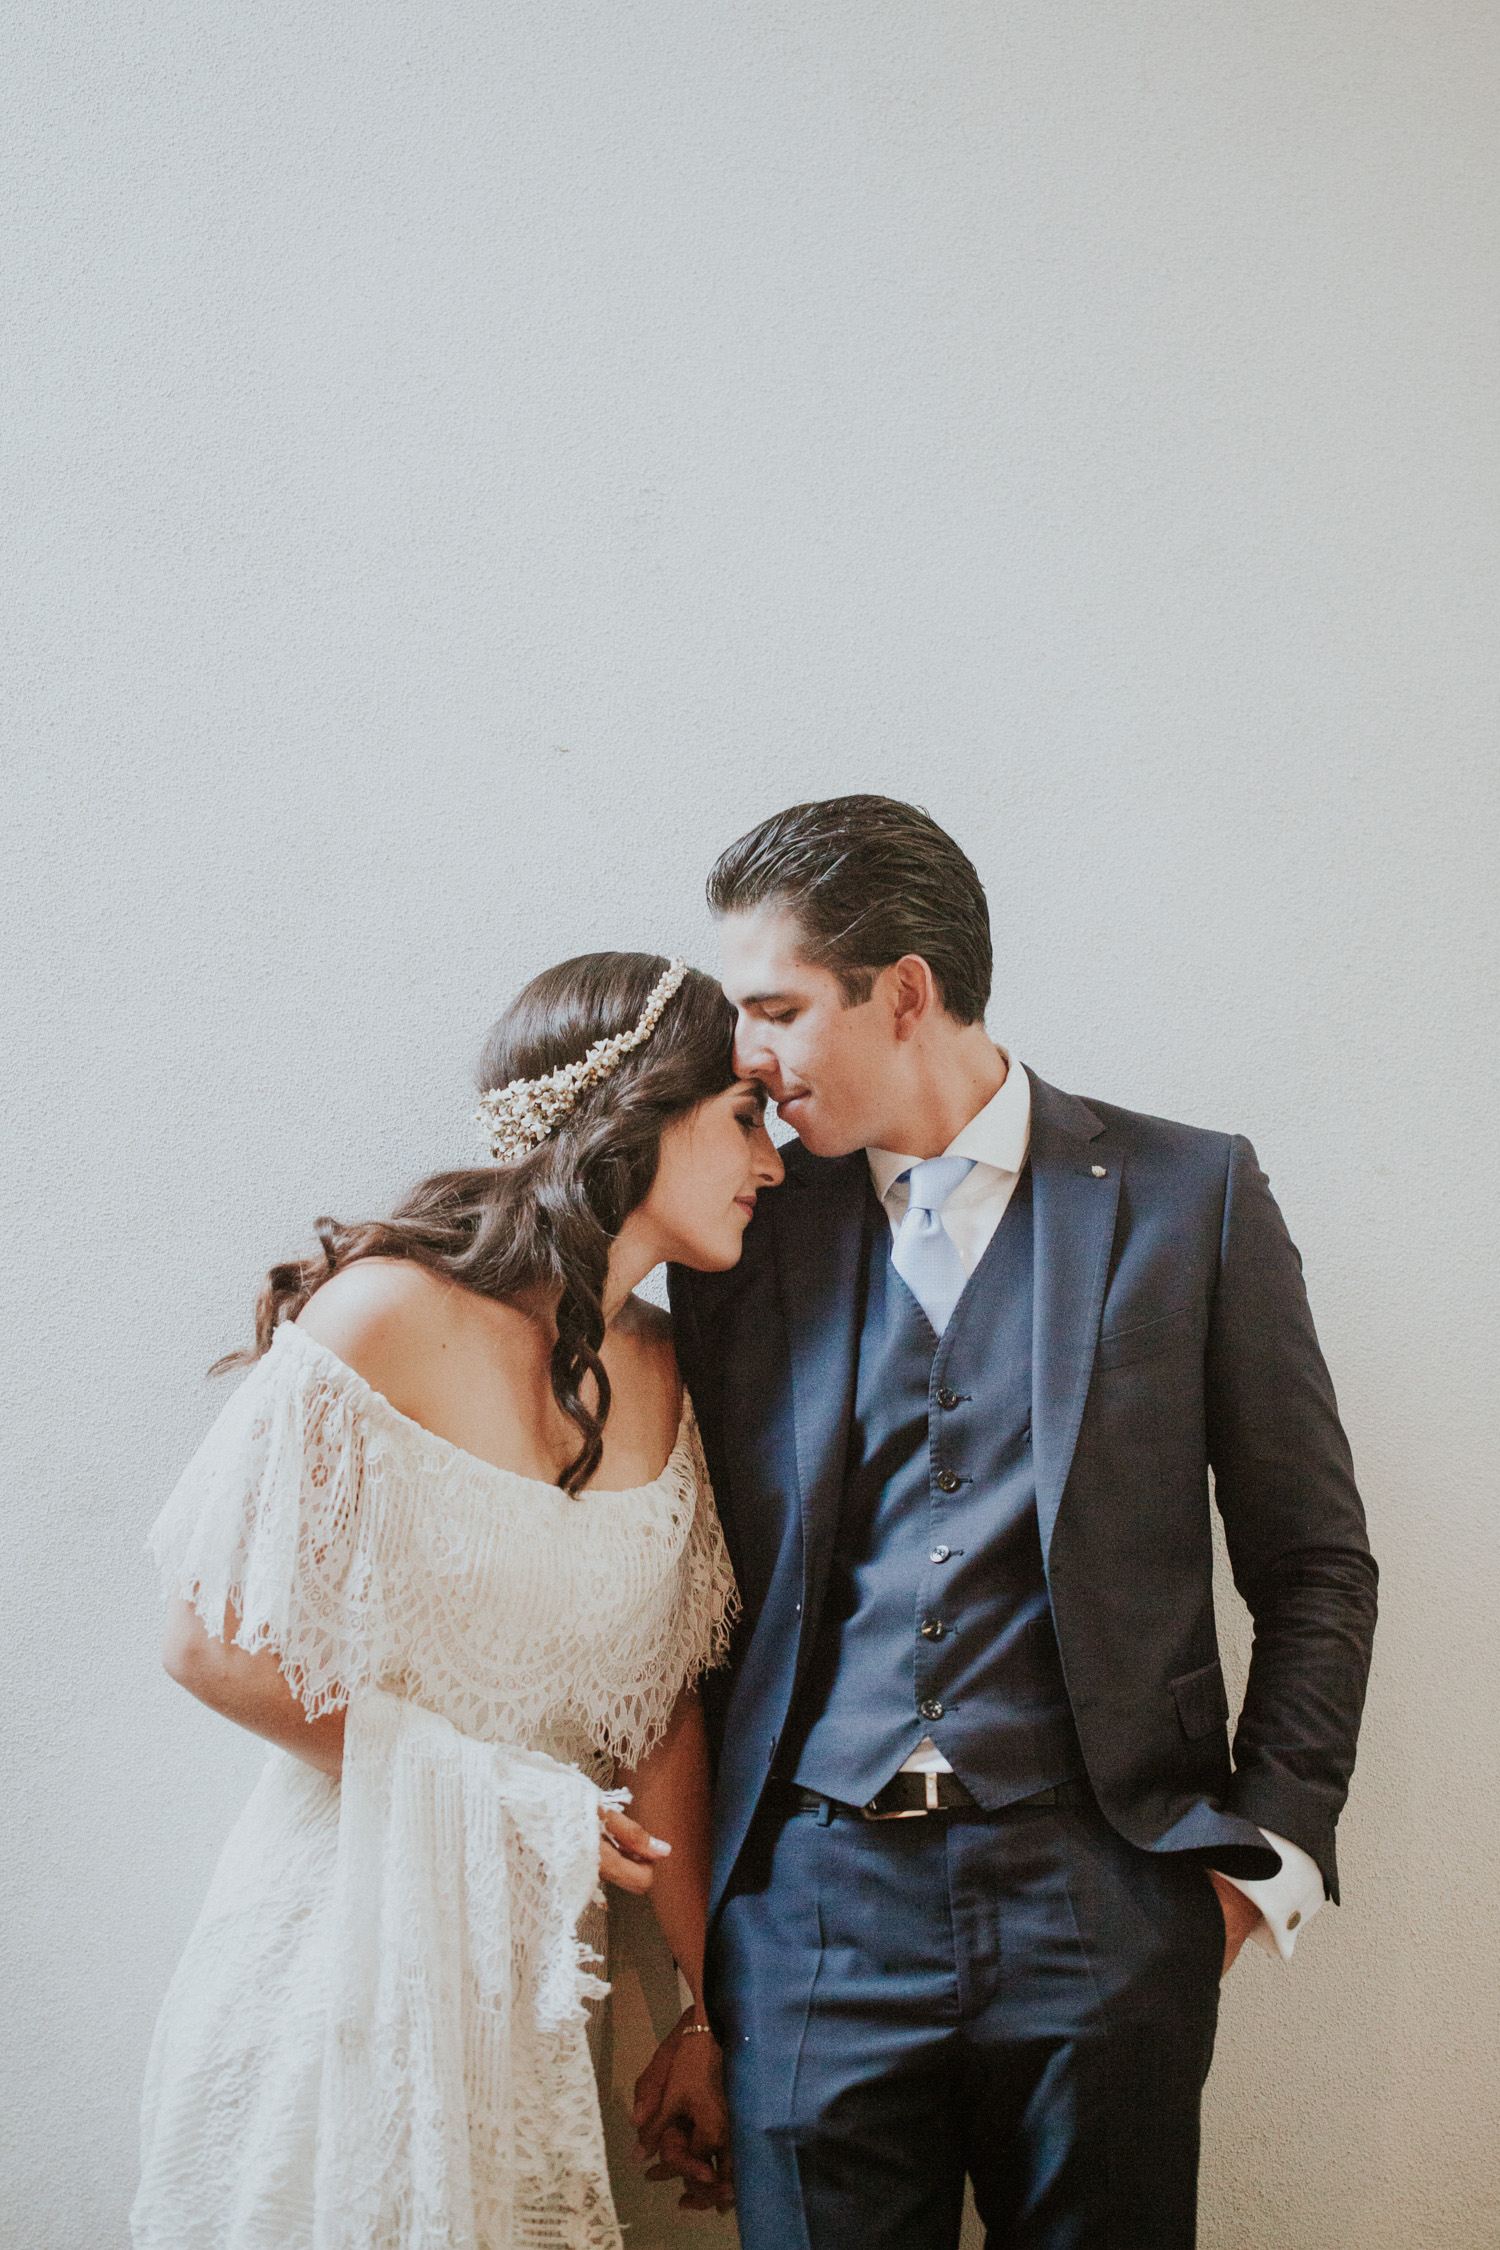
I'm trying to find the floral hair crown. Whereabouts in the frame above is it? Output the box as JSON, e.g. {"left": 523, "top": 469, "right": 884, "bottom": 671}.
{"left": 475, "top": 957, "right": 689, "bottom": 1162}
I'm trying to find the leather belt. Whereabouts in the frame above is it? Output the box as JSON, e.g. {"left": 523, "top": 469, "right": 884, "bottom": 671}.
{"left": 776, "top": 1775, "right": 1089, "bottom": 1823}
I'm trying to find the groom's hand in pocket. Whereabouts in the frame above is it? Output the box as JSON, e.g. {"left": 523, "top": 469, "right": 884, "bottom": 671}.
{"left": 1209, "top": 1869, "right": 1264, "bottom": 1975}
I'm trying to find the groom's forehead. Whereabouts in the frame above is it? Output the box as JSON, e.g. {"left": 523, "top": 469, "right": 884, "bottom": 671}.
{"left": 717, "top": 907, "right": 829, "bottom": 1000}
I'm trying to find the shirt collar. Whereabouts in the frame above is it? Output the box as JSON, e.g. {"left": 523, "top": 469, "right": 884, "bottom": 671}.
{"left": 866, "top": 1050, "right": 1031, "bottom": 1201}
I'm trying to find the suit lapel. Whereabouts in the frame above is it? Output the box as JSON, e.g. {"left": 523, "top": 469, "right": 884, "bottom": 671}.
{"left": 765, "top": 1153, "right": 868, "bottom": 1625}
{"left": 1027, "top": 1069, "right": 1119, "bottom": 1563}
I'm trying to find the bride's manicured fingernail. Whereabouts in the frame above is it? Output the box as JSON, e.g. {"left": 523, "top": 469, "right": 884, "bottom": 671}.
{"left": 648, "top": 1836, "right": 672, "bottom": 1855}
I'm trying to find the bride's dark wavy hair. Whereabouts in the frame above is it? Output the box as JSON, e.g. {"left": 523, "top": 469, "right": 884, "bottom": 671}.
{"left": 218, "top": 953, "right": 738, "bottom": 1495}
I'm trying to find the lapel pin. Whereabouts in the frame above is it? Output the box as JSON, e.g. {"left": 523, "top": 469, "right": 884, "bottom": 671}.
{"left": 1091, "top": 1164, "right": 1107, "bottom": 1178}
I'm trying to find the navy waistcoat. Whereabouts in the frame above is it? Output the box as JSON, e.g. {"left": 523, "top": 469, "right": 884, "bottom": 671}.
{"left": 789, "top": 1165, "right": 1083, "bottom": 1809}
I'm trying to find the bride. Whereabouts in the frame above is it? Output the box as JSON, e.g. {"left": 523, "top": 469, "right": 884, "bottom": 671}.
{"left": 133, "top": 952, "right": 781, "bottom": 2250}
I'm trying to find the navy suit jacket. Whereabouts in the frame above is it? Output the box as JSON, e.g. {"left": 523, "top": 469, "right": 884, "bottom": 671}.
{"left": 669, "top": 1070, "right": 1377, "bottom": 1921}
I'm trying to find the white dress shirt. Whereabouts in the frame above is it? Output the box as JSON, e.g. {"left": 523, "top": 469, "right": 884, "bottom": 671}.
{"left": 866, "top": 1053, "right": 1324, "bottom": 1962}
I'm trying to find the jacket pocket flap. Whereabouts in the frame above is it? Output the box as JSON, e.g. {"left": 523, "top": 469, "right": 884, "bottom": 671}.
{"left": 1169, "top": 1659, "right": 1231, "bottom": 1741}
{"left": 1094, "top": 1305, "right": 1192, "bottom": 1371}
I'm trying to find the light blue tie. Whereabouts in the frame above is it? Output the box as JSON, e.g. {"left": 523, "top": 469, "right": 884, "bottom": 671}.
{"left": 891, "top": 1156, "right": 976, "bottom": 1336}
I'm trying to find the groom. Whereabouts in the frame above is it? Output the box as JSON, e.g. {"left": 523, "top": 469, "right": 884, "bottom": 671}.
{"left": 659, "top": 796, "right": 1376, "bottom": 2247}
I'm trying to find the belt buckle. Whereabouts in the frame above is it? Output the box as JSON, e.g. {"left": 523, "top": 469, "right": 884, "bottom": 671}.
{"left": 861, "top": 1771, "right": 941, "bottom": 1821}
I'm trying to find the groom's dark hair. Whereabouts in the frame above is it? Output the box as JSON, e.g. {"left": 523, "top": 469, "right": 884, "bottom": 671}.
{"left": 707, "top": 795, "right": 991, "bottom": 1024}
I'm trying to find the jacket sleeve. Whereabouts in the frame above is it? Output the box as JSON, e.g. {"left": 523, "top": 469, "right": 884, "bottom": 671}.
{"left": 1205, "top": 1136, "right": 1378, "bottom": 1900}
{"left": 667, "top": 1262, "right": 728, "bottom": 1489}
{"left": 666, "top": 1262, "right": 742, "bottom": 1772}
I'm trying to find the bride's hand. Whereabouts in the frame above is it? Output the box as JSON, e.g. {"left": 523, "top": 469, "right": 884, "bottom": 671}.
{"left": 598, "top": 1805, "right": 672, "bottom": 1894}
{"left": 632, "top": 2010, "right": 734, "bottom": 2212}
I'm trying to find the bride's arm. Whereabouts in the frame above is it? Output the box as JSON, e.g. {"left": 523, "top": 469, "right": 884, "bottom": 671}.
{"left": 614, "top": 1686, "right": 713, "bottom": 2014}
{"left": 615, "top": 1687, "right": 732, "bottom": 2208}
{"left": 162, "top": 1597, "right": 346, "bottom": 1779}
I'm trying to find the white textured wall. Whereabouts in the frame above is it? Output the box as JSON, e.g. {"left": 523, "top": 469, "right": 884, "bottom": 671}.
{"left": 4, "top": 6, "right": 1497, "bottom": 2245}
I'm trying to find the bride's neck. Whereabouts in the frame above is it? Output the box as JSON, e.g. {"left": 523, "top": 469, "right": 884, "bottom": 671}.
{"left": 601, "top": 1214, "right": 666, "bottom": 1327}
{"left": 509, "top": 1224, "right": 663, "bottom": 1337}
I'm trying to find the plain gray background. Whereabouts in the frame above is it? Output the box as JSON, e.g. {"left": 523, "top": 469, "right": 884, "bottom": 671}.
{"left": 4, "top": 6, "right": 1497, "bottom": 2245}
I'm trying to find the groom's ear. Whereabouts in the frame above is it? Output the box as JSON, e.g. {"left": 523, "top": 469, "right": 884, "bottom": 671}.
{"left": 886, "top": 955, "right": 941, "bottom": 1040}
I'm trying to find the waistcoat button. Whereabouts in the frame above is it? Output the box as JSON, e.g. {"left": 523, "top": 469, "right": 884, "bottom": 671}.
{"left": 936, "top": 1387, "right": 960, "bottom": 1411}
{"left": 918, "top": 1698, "right": 944, "bottom": 1721}
{"left": 919, "top": 1616, "right": 946, "bottom": 1640}
{"left": 935, "top": 1469, "right": 962, "bottom": 1494}
{"left": 929, "top": 1545, "right": 951, "bottom": 1563}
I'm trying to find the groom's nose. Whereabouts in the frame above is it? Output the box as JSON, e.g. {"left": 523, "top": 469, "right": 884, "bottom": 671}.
{"left": 732, "top": 1015, "right": 780, "bottom": 1088}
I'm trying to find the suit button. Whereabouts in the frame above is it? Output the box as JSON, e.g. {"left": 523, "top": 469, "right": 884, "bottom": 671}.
{"left": 919, "top": 1616, "right": 946, "bottom": 1641}
{"left": 935, "top": 1470, "right": 962, "bottom": 1494}
{"left": 918, "top": 1699, "right": 944, "bottom": 1722}
{"left": 929, "top": 1545, "right": 951, "bottom": 1563}
{"left": 936, "top": 1387, "right": 960, "bottom": 1411}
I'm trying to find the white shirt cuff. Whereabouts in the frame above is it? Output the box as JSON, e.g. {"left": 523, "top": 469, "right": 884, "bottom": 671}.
{"left": 1213, "top": 1830, "right": 1326, "bottom": 1961}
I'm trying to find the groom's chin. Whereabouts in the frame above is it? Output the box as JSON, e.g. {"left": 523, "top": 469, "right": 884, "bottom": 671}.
{"left": 781, "top": 1111, "right": 857, "bottom": 1160}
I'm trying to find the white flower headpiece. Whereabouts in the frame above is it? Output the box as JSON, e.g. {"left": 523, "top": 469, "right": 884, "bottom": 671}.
{"left": 475, "top": 957, "right": 690, "bottom": 1162}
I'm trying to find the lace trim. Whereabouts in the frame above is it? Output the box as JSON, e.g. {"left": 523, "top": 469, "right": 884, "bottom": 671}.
{"left": 149, "top": 1321, "right": 737, "bottom": 1768}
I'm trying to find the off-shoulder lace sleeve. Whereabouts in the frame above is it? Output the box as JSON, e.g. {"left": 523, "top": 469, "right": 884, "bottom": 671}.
{"left": 149, "top": 1325, "right": 396, "bottom": 1716}
{"left": 677, "top": 1407, "right": 739, "bottom": 1683}
{"left": 585, "top": 1406, "right": 739, "bottom": 1772}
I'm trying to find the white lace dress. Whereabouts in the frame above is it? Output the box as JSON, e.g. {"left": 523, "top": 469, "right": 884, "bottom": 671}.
{"left": 133, "top": 1320, "right": 736, "bottom": 2250}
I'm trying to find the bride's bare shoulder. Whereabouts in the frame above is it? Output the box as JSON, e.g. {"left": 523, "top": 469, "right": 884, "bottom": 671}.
{"left": 298, "top": 1256, "right": 444, "bottom": 1337}
{"left": 296, "top": 1259, "right": 493, "bottom": 1399}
